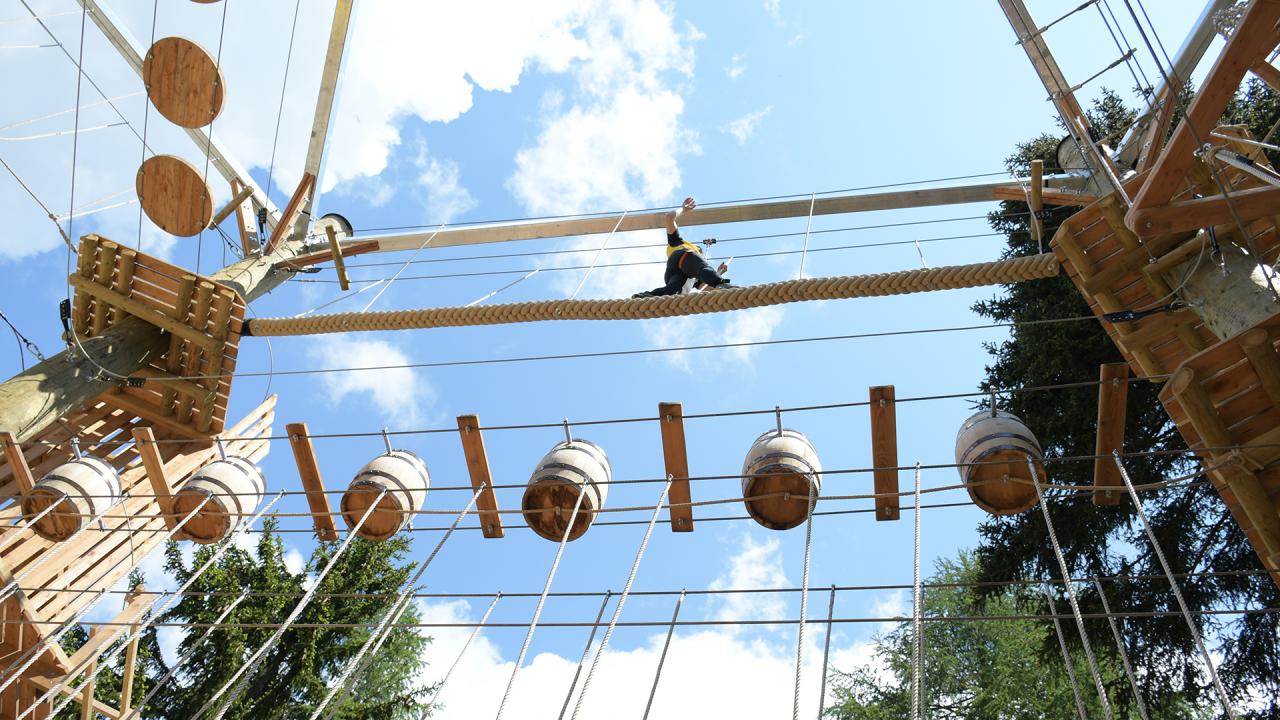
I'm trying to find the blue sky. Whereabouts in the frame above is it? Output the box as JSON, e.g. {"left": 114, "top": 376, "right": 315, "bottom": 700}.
{"left": 0, "top": 1, "right": 1226, "bottom": 717}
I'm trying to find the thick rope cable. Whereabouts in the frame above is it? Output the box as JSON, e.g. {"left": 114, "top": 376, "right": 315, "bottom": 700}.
{"left": 1112, "top": 454, "right": 1237, "bottom": 718}
{"left": 1028, "top": 459, "right": 1114, "bottom": 720}
{"left": 570, "top": 478, "right": 673, "bottom": 719}
{"left": 816, "top": 585, "right": 837, "bottom": 718}
{"left": 120, "top": 591, "right": 250, "bottom": 720}
{"left": 196, "top": 490, "right": 387, "bottom": 720}
{"left": 495, "top": 487, "right": 587, "bottom": 720}
{"left": 791, "top": 472, "right": 818, "bottom": 720}
{"left": 1093, "top": 578, "right": 1151, "bottom": 720}
{"left": 312, "top": 485, "right": 487, "bottom": 720}
{"left": 911, "top": 463, "right": 924, "bottom": 720}
{"left": 558, "top": 591, "right": 613, "bottom": 720}
{"left": 1044, "top": 584, "right": 1089, "bottom": 720}
{"left": 642, "top": 590, "right": 685, "bottom": 720}
{"left": 246, "top": 253, "right": 1061, "bottom": 336}
{"left": 431, "top": 592, "right": 503, "bottom": 711}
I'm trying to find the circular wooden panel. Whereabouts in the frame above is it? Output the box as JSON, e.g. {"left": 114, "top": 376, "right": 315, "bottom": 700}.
{"left": 137, "top": 155, "right": 213, "bottom": 236}
{"left": 143, "top": 36, "right": 225, "bottom": 128}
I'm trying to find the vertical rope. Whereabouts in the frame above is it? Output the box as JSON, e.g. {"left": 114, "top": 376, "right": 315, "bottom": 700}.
{"left": 1092, "top": 578, "right": 1151, "bottom": 720}
{"left": 570, "top": 478, "right": 673, "bottom": 719}
{"left": 432, "top": 592, "right": 503, "bottom": 709}
{"left": 1112, "top": 454, "right": 1237, "bottom": 718}
{"left": 1044, "top": 583, "right": 1089, "bottom": 720}
{"left": 1027, "top": 459, "right": 1114, "bottom": 719}
{"left": 314, "top": 485, "right": 489, "bottom": 720}
{"left": 791, "top": 472, "right": 818, "bottom": 720}
{"left": 815, "top": 585, "right": 837, "bottom": 719}
{"left": 495, "top": 486, "right": 587, "bottom": 720}
{"left": 569, "top": 210, "right": 628, "bottom": 301}
{"left": 198, "top": 489, "right": 388, "bottom": 720}
{"left": 642, "top": 589, "right": 685, "bottom": 720}
{"left": 558, "top": 591, "right": 613, "bottom": 720}
{"left": 911, "top": 462, "right": 924, "bottom": 720}
{"left": 797, "top": 193, "right": 816, "bottom": 279}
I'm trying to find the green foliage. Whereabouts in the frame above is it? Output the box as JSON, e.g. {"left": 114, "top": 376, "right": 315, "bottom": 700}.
{"left": 972, "top": 84, "right": 1280, "bottom": 716}
{"left": 826, "top": 553, "right": 1209, "bottom": 720}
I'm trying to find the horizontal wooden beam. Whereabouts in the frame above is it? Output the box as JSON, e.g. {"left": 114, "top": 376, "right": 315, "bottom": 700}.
{"left": 1127, "top": 185, "right": 1280, "bottom": 236}
{"left": 456, "top": 415, "right": 503, "bottom": 538}
{"left": 27, "top": 676, "right": 120, "bottom": 720}
{"left": 990, "top": 186, "right": 1096, "bottom": 206}
{"left": 273, "top": 240, "right": 380, "bottom": 271}
{"left": 208, "top": 184, "right": 255, "bottom": 229}
{"left": 67, "top": 275, "right": 217, "bottom": 351}
{"left": 658, "top": 402, "right": 694, "bottom": 532}
{"left": 285, "top": 422, "right": 339, "bottom": 542}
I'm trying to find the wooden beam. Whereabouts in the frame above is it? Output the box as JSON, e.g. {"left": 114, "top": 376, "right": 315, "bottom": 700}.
{"left": 68, "top": 274, "right": 217, "bottom": 351}
{"left": 285, "top": 422, "right": 339, "bottom": 542}
{"left": 229, "top": 178, "right": 257, "bottom": 256}
{"left": 118, "top": 630, "right": 139, "bottom": 717}
{"left": 1128, "top": 185, "right": 1280, "bottom": 236}
{"left": 1029, "top": 159, "right": 1044, "bottom": 244}
{"left": 868, "top": 386, "right": 899, "bottom": 521}
{"left": 1093, "top": 363, "right": 1130, "bottom": 506}
{"left": 265, "top": 173, "right": 315, "bottom": 254}
{"left": 27, "top": 676, "right": 119, "bottom": 719}
{"left": 1251, "top": 60, "right": 1280, "bottom": 93}
{"left": 1, "top": 431, "right": 36, "bottom": 495}
{"left": 326, "top": 225, "right": 350, "bottom": 292}
{"left": 272, "top": 240, "right": 381, "bottom": 271}
{"left": 78, "top": 626, "right": 97, "bottom": 720}
{"left": 990, "top": 186, "right": 1096, "bottom": 206}
{"left": 131, "top": 427, "right": 175, "bottom": 530}
{"left": 1239, "top": 327, "right": 1280, "bottom": 406}
{"left": 456, "top": 415, "right": 503, "bottom": 538}
{"left": 1129, "top": 0, "right": 1280, "bottom": 218}
{"left": 299, "top": 0, "right": 354, "bottom": 226}
{"left": 657, "top": 402, "right": 694, "bottom": 532}
{"left": 66, "top": 588, "right": 154, "bottom": 670}
{"left": 208, "top": 183, "right": 255, "bottom": 229}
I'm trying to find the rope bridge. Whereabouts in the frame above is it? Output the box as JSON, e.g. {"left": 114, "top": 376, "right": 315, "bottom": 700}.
{"left": 245, "top": 252, "right": 1061, "bottom": 337}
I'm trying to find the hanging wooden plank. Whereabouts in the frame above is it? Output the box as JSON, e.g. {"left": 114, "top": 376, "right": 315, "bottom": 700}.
{"left": 868, "top": 386, "right": 900, "bottom": 521}
{"left": 0, "top": 432, "right": 36, "bottom": 495}
{"left": 285, "top": 422, "right": 339, "bottom": 541}
{"left": 1093, "top": 363, "right": 1130, "bottom": 506}
{"left": 657, "top": 402, "right": 694, "bottom": 532}
{"left": 326, "top": 225, "right": 350, "bottom": 292}
{"left": 456, "top": 415, "right": 503, "bottom": 538}
{"left": 131, "top": 427, "right": 175, "bottom": 530}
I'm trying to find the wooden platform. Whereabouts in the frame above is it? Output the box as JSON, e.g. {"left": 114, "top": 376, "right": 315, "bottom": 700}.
{"left": 69, "top": 234, "right": 245, "bottom": 437}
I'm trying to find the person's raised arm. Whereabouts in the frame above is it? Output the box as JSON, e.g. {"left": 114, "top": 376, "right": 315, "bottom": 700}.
{"left": 665, "top": 196, "right": 696, "bottom": 235}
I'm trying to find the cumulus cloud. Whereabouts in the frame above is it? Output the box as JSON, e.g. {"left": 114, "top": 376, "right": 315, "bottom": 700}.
{"left": 641, "top": 306, "right": 786, "bottom": 373}
{"left": 724, "top": 53, "right": 746, "bottom": 80}
{"left": 413, "top": 141, "right": 477, "bottom": 224}
{"left": 763, "top": 0, "right": 783, "bottom": 22}
{"left": 307, "top": 335, "right": 433, "bottom": 425}
{"left": 723, "top": 106, "right": 773, "bottom": 145}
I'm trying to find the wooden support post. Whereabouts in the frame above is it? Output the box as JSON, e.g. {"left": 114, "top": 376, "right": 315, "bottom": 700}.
{"left": 285, "top": 422, "right": 339, "bottom": 542}
{"left": 1030, "top": 159, "right": 1044, "bottom": 245}
{"left": 78, "top": 626, "right": 97, "bottom": 720}
{"left": 326, "top": 225, "right": 350, "bottom": 292}
{"left": 1251, "top": 61, "right": 1280, "bottom": 93}
{"left": 1128, "top": 186, "right": 1280, "bottom": 237}
{"left": 1, "top": 431, "right": 36, "bottom": 495}
{"left": 208, "top": 183, "right": 255, "bottom": 230}
{"left": 118, "top": 630, "right": 139, "bottom": 717}
{"left": 89, "top": 242, "right": 117, "bottom": 336}
{"left": 657, "top": 402, "right": 694, "bottom": 532}
{"left": 456, "top": 415, "right": 503, "bottom": 538}
{"left": 229, "top": 178, "right": 258, "bottom": 256}
{"left": 132, "top": 427, "right": 175, "bottom": 530}
{"left": 1093, "top": 363, "right": 1130, "bottom": 506}
{"left": 868, "top": 386, "right": 899, "bottom": 521}
{"left": 265, "top": 173, "right": 316, "bottom": 254}
{"left": 1239, "top": 328, "right": 1280, "bottom": 405}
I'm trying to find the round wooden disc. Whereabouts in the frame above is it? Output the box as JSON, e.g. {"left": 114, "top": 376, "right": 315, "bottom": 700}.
{"left": 965, "top": 451, "right": 1041, "bottom": 516}
{"left": 137, "top": 154, "right": 213, "bottom": 236}
{"left": 22, "top": 489, "right": 80, "bottom": 542}
{"left": 143, "top": 36, "right": 225, "bottom": 128}
{"left": 743, "top": 471, "right": 814, "bottom": 531}
{"left": 342, "top": 486, "right": 406, "bottom": 541}
{"left": 522, "top": 480, "right": 596, "bottom": 542}
{"left": 173, "top": 491, "right": 230, "bottom": 544}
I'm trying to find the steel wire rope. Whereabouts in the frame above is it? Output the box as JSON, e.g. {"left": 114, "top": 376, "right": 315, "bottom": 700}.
{"left": 0, "top": 501, "right": 60, "bottom": 554}
{"left": 570, "top": 478, "right": 672, "bottom": 719}
{"left": 558, "top": 591, "right": 613, "bottom": 720}
{"left": 133, "top": 0, "right": 159, "bottom": 251}
{"left": 0, "top": 307, "right": 45, "bottom": 370}
{"left": 641, "top": 590, "right": 684, "bottom": 720}
{"left": 816, "top": 585, "right": 837, "bottom": 718}
{"left": 1045, "top": 583, "right": 1090, "bottom": 720}
{"left": 792, "top": 465, "right": 818, "bottom": 720}
{"left": 1098, "top": 0, "right": 1154, "bottom": 94}
{"left": 911, "top": 463, "right": 924, "bottom": 720}
{"left": 0, "top": 91, "right": 143, "bottom": 131}
{"left": 194, "top": 0, "right": 231, "bottom": 272}
{"left": 262, "top": 0, "right": 303, "bottom": 203}
{"left": 359, "top": 224, "right": 446, "bottom": 312}
{"left": 0, "top": 120, "right": 124, "bottom": 142}
{"left": 0, "top": 492, "right": 132, "bottom": 606}
{"left": 430, "top": 592, "right": 503, "bottom": 711}
{"left": 0, "top": 153, "right": 72, "bottom": 248}
{"left": 568, "top": 210, "right": 628, "bottom": 301}
{"left": 1093, "top": 578, "right": 1151, "bottom": 720}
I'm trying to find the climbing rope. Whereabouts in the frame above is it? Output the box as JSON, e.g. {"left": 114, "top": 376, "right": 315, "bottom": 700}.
{"left": 1044, "top": 583, "right": 1089, "bottom": 720}
{"left": 1093, "top": 578, "right": 1151, "bottom": 720}
{"left": 559, "top": 591, "right": 614, "bottom": 720}
{"left": 911, "top": 463, "right": 924, "bottom": 720}
{"left": 792, "top": 474, "right": 818, "bottom": 720}
{"left": 815, "top": 585, "right": 837, "bottom": 718}
{"left": 642, "top": 590, "right": 685, "bottom": 720}
{"left": 432, "top": 592, "right": 503, "bottom": 710}
{"left": 245, "top": 253, "right": 1061, "bottom": 336}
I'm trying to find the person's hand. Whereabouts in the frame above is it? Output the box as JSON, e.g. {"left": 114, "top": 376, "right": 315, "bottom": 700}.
{"left": 717, "top": 262, "right": 728, "bottom": 274}
{"left": 682, "top": 196, "right": 696, "bottom": 212}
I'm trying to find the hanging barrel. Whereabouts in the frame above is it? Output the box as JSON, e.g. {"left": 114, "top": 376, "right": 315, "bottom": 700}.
{"left": 341, "top": 450, "right": 430, "bottom": 541}
{"left": 954, "top": 410, "right": 1045, "bottom": 515}
{"left": 522, "top": 440, "right": 610, "bottom": 542}
{"left": 21, "top": 456, "right": 122, "bottom": 541}
{"left": 172, "top": 457, "right": 265, "bottom": 544}
{"left": 741, "top": 429, "right": 822, "bottom": 531}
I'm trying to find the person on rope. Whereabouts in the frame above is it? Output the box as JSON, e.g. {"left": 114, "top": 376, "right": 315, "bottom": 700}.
{"left": 633, "top": 197, "right": 735, "bottom": 298}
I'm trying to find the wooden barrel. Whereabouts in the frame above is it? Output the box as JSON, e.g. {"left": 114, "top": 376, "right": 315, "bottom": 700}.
{"left": 522, "top": 440, "right": 610, "bottom": 542}
{"left": 21, "top": 456, "right": 122, "bottom": 541}
{"left": 341, "top": 450, "right": 429, "bottom": 541}
{"left": 741, "top": 429, "right": 821, "bottom": 530}
{"left": 954, "top": 410, "right": 1045, "bottom": 515}
{"left": 172, "top": 457, "right": 265, "bottom": 544}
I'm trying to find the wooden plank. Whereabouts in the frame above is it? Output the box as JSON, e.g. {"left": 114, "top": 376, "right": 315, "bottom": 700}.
{"left": 229, "top": 178, "right": 257, "bottom": 255}
{"left": 175, "top": 282, "right": 215, "bottom": 425}
{"left": 65, "top": 588, "right": 153, "bottom": 669}
{"left": 1129, "top": 0, "right": 1280, "bottom": 216}
{"left": 456, "top": 415, "right": 504, "bottom": 538}
{"left": 1, "top": 432, "right": 36, "bottom": 495}
{"left": 195, "top": 292, "right": 234, "bottom": 433}
{"left": 71, "top": 239, "right": 96, "bottom": 334}
{"left": 101, "top": 395, "right": 204, "bottom": 440}
{"left": 868, "top": 385, "right": 899, "bottom": 520}
{"left": 89, "top": 241, "right": 117, "bottom": 336}
{"left": 68, "top": 275, "right": 215, "bottom": 350}
{"left": 990, "top": 186, "right": 1096, "bottom": 206}
{"left": 1239, "top": 327, "right": 1280, "bottom": 406}
{"left": 1029, "top": 159, "right": 1044, "bottom": 244}
{"left": 265, "top": 172, "right": 315, "bottom": 253}
{"left": 118, "top": 629, "right": 139, "bottom": 717}
{"left": 271, "top": 240, "right": 382, "bottom": 270}
{"left": 25, "top": 676, "right": 119, "bottom": 719}
{"left": 113, "top": 248, "right": 137, "bottom": 328}
{"left": 1129, "top": 186, "right": 1280, "bottom": 237}
{"left": 131, "top": 427, "right": 174, "bottom": 531}
{"left": 1093, "top": 363, "right": 1130, "bottom": 506}
{"left": 656, "top": 403, "right": 693, "bottom": 532}
{"left": 78, "top": 626, "right": 97, "bottom": 720}
{"left": 303, "top": 0, "right": 354, "bottom": 179}
{"left": 285, "top": 422, "right": 338, "bottom": 542}
{"left": 326, "top": 225, "right": 350, "bottom": 292}
{"left": 208, "top": 182, "right": 255, "bottom": 229}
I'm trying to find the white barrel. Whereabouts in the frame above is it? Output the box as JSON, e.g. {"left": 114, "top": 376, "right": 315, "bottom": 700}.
{"left": 21, "top": 456, "right": 122, "bottom": 541}
{"left": 955, "top": 410, "right": 1045, "bottom": 516}
{"left": 172, "top": 457, "right": 265, "bottom": 544}
{"left": 741, "top": 429, "right": 821, "bottom": 531}
{"left": 342, "top": 450, "right": 429, "bottom": 541}
{"left": 522, "top": 440, "right": 610, "bottom": 542}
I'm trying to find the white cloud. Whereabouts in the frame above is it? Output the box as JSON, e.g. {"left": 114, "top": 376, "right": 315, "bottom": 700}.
{"left": 725, "top": 53, "right": 747, "bottom": 80}
{"left": 763, "top": 0, "right": 783, "bottom": 21}
{"left": 722, "top": 306, "right": 785, "bottom": 364}
{"left": 723, "top": 106, "right": 773, "bottom": 145}
{"left": 641, "top": 306, "right": 786, "bottom": 374}
{"left": 307, "top": 335, "right": 432, "bottom": 425}
{"left": 415, "top": 149, "right": 477, "bottom": 225}
{"left": 417, "top": 534, "right": 879, "bottom": 719}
